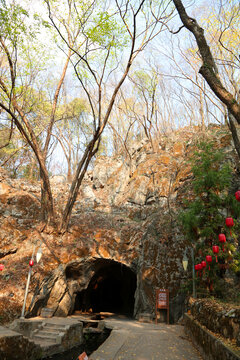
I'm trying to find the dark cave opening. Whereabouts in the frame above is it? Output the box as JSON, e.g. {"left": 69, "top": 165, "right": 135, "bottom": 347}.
{"left": 73, "top": 260, "right": 136, "bottom": 317}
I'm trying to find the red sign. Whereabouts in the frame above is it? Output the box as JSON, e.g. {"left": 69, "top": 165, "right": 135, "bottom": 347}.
{"left": 155, "top": 289, "right": 169, "bottom": 324}
{"left": 0, "top": 264, "right": 4, "bottom": 271}
{"left": 77, "top": 352, "right": 88, "bottom": 360}
{"left": 157, "top": 290, "right": 168, "bottom": 308}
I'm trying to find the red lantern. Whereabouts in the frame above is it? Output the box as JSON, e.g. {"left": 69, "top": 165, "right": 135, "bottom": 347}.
{"left": 195, "top": 264, "right": 200, "bottom": 277}
{"left": 212, "top": 245, "right": 219, "bottom": 262}
{"left": 29, "top": 259, "right": 34, "bottom": 267}
{"left": 206, "top": 255, "right": 212, "bottom": 270}
{"left": 235, "top": 191, "right": 240, "bottom": 202}
{"left": 0, "top": 264, "right": 4, "bottom": 271}
{"left": 195, "top": 263, "right": 203, "bottom": 277}
{"left": 226, "top": 217, "right": 234, "bottom": 236}
{"left": 201, "top": 261, "right": 207, "bottom": 274}
{"left": 194, "top": 264, "right": 198, "bottom": 276}
{"left": 219, "top": 233, "right": 226, "bottom": 252}
{"left": 198, "top": 263, "right": 203, "bottom": 276}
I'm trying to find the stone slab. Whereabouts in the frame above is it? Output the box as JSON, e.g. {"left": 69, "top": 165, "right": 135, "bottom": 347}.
{"left": 41, "top": 307, "right": 55, "bottom": 318}
{"left": 0, "top": 325, "right": 42, "bottom": 360}
{"left": 90, "top": 317, "right": 202, "bottom": 360}
{"left": 90, "top": 329, "right": 129, "bottom": 360}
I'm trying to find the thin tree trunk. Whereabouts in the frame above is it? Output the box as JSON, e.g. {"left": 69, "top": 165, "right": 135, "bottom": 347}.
{"left": 60, "top": 52, "right": 137, "bottom": 231}
{"left": 39, "top": 166, "right": 54, "bottom": 222}
{"left": 60, "top": 139, "right": 96, "bottom": 231}
{"left": 67, "top": 156, "right": 72, "bottom": 182}
{"left": 0, "top": 102, "right": 55, "bottom": 223}
{"left": 228, "top": 111, "right": 240, "bottom": 159}
{"left": 199, "top": 87, "right": 205, "bottom": 131}
{"left": 172, "top": 0, "right": 240, "bottom": 124}
{"left": 43, "top": 50, "right": 71, "bottom": 158}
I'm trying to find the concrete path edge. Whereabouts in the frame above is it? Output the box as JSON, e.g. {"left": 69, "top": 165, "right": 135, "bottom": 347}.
{"left": 184, "top": 313, "right": 240, "bottom": 360}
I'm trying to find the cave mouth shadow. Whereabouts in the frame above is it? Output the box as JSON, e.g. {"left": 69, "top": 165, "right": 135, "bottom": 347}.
{"left": 73, "top": 260, "right": 136, "bottom": 317}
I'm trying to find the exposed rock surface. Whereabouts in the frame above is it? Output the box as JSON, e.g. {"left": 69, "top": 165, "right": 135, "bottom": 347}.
{"left": 0, "top": 125, "right": 238, "bottom": 326}
{"left": 0, "top": 326, "right": 42, "bottom": 360}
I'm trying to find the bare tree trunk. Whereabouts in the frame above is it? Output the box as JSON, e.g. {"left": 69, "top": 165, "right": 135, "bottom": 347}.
{"left": 0, "top": 102, "right": 55, "bottom": 223}
{"left": 172, "top": 0, "right": 240, "bottom": 125}
{"left": 0, "top": 34, "right": 71, "bottom": 224}
{"left": 60, "top": 139, "right": 96, "bottom": 231}
{"left": 199, "top": 87, "right": 205, "bottom": 130}
{"left": 60, "top": 44, "right": 138, "bottom": 231}
{"left": 40, "top": 168, "right": 54, "bottom": 222}
{"left": 67, "top": 165, "right": 72, "bottom": 183}
{"left": 47, "top": 0, "right": 167, "bottom": 231}
{"left": 29, "top": 155, "right": 35, "bottom": 181}
{"left": 228, "top": 111, "right": 240, "bottom": 159}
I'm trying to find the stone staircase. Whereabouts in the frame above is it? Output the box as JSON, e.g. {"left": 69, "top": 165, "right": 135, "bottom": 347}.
{"left": 7, "top": 316, "right": 86, "bottom": 358}
{"left": 31, "top": 322, "right": 67, "bottom": 347}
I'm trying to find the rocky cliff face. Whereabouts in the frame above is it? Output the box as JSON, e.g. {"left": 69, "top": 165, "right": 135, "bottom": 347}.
{"left": 0, "top": 126, "right": 237, "bottom": 324}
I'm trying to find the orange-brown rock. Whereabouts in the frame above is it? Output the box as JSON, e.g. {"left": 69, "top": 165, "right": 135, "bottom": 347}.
{"left": 0, "top": 125, "right": 238, "bottom": 325}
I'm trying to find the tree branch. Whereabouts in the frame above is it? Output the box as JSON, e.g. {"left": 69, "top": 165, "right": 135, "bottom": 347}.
{"left": 172, "top": 0, "right": 240, "bottom": 124}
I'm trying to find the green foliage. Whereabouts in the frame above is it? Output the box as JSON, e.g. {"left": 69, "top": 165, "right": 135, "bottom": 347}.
{"left": 179, "top": 141, "right": 233, "bottom": 243}
{"left": 179, "top": 140, "right": 240, "bottom": 296}
{"left": 191, "top": 142, "right": 232, "bottom": 194}
{"left": 133, "top": 69, "right": 158, "bottom": 96}
{"left": 0, "top": 0, "right": 43, "bottom": 45}
{"left": 0, "top": 0, "right": 29, "bottom": 42}
{"left": 0, "top": 125, "right": 39, "bottom": 180}
{"left": 86, "top": 11, "right": 128, "bottom": 49}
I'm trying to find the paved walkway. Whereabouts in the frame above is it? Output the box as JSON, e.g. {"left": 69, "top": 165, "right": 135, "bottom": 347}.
{"left": 90, "top": 318, "right": 202, "bottom": 360}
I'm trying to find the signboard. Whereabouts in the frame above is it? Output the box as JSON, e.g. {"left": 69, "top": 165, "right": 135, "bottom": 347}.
{"left": 155, "top": 289, "right": 169, "bottom": 324}
{"left": 157, "top": 290, "right": 168, "bottom": 307}
{"left": 77, "top": 352, "right": 88, "bottom": 360}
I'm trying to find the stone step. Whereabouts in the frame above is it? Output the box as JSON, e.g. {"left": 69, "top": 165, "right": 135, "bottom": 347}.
{"left": 39, "top": 327, "right": 61, "bottom": 334}
{"left": 32, "top": 339, "right": 61, "bottom": 355}
{"left": 32, "top": 334, "right": 58, "bottom": 343}
{"left": 35, "top": 331, "right": 60, "bottom": 339}
{"left": 32, "top": 338, "right": 57, "bottom": 347}
{"left": 43, "top": 323, "right": 67, "bottom": 330}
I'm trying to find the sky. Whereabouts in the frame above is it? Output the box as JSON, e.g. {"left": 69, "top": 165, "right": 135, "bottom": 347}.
{"left": 1, "top": 0, "right": 239, "bottom": 175}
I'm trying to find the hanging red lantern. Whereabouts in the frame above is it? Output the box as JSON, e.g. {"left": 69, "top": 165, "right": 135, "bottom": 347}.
{"left": 195, "top": 264, "right": 200, "bottom": 277}
{"left": 195, "top": 264, "right": 198, "bottom": 276}
{"left": 235, "top": 191, "right": 240, "bottom": 202}
{"left": 29, "top": 259, "right": 34, "bottom": 267}
{"left": 0, "top": 264, "right": 4, "bottom": 271}
{"left": 201, "top": 261, "right": 207, "bottom": 274}
{"left": 206, "top": 255, "right": 212, "bottom": 270}
{"left": 212, "top": 245, "right": 219, "bottom": 262}
{"left": 225, "top": 217, "right": 234, "bottom": 236}
{"left": 218, "top": 233, "right": 226, "bottom": 251}
{"left": 198, "top": 263, "right": 203, "bottom": 277}
{"left": 195, "top": 263, "right": 203, "bottom": 277}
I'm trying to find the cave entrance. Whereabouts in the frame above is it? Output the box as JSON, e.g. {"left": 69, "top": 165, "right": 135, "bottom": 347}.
{"left": 73, "top": 260, "right": 136, "bottom": 317}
